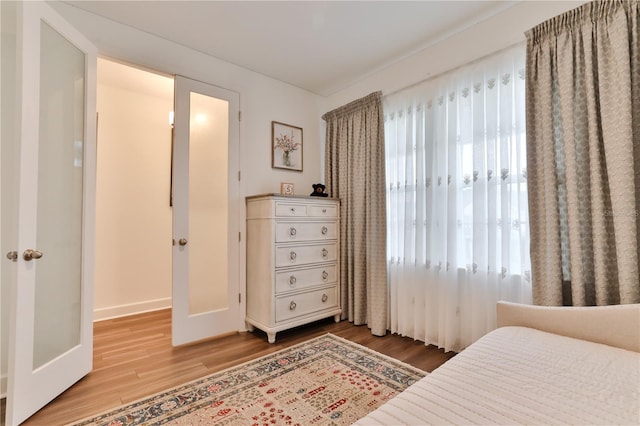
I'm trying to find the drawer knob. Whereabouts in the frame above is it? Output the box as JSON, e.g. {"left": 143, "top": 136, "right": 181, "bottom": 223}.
{"left": 322, "top": 208, "right": 327, "bottom": 213}
{"left": 289, "top": 275, "right": 297, "bottom": 285}
{"left": 289, "top": 301, "right": 297, "bottom": 310}
{"left": 322, "top": 248, "right": 328, "bottom": 258}
{"left": 322, "top": 293, "right": 328, "bottom": 303}
{"left": 321, "top": 226, "right": 328, "bottom": 235}
{"left": 289, "top": 227, "right": 297, "bottom": 237}
{"left": 322, "top": 270, "right": 329, "bottom": 281}
{"left": 290, "top": 207, "right": 296, "bottom": 213}
{"left": 290, "top": 251, "right": 297, "bottom": 261}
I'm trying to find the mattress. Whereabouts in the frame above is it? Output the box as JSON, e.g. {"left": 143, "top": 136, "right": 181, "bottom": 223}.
{"left": 354, "top": 326, "right": 640, "bottom": 425}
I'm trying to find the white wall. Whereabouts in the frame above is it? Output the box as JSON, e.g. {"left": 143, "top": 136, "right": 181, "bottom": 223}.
{"left": 94, "top": 60, "right": 174, "bottom": 320}
{"left": 51, "top": 3, "right": 325, "bottom": 326}
{"left": 51, "top": 2, "right": 324, "bottom": 198}
{"left": 322, "top": 1, "right": 585, "bottom": 112}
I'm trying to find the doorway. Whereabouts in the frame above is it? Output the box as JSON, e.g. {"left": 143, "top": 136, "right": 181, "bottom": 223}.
{"left": 94, "top": 59, "right": 174, "bottom": 320}
{"left": 95, "top": 59, "right": 241, "bottom": 338}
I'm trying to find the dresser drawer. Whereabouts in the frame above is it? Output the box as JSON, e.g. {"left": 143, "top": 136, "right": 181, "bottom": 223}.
{"left": 275, "top": 203, "right": 307, "bottom": 217}
{"left": 276, "top": 286, "right": 338, "bottom": 322}
{"left": 308, "top": 204, "right": 338, "bottom": 218}
{"left": 275, "top": 221, "right": 337, "bottom": 243}
{"left": 275, "top": 242, "right": 337, "bottom": 268}
{"left": 275, "top": 264, "right": 337, "bottom": 294}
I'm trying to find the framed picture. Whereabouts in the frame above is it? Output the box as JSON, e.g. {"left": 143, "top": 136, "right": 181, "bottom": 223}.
{"left": 272, "top": 121, "right": 303, "bottom": 171}
{"left": 280, "top": 182, "right": 294, "bottom": 196}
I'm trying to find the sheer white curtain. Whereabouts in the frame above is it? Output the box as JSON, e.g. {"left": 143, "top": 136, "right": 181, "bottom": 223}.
{"left": 385, "top": 45, "right": 531, "bottom": 353}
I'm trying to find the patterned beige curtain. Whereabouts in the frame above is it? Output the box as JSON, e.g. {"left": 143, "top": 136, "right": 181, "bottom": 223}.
{"left": 526, "top": 0, "right": 640, "bottom": 306}
{"left": 322, "top": 91, "right": 388, "bottom": 336}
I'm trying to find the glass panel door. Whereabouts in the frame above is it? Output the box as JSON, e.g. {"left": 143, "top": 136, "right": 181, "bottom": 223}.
{"left": 5, "top": 2, "right": 97, "bottom": 424}
{"left": 172, "top": 76, "right": 240, "bottom": 346}
{"left": 188, "top": 92, "right": 229, "bottom": 315}
{"left": 32, "top": 20, "right": 85, "bottom": 370}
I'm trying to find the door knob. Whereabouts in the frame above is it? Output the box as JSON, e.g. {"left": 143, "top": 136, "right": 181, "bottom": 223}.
{"left": 178, "top": 238, "right": 188, "bottom": 246}
{"left": 23, "top": 249, "right": 43, "bottom": 261}
{"left": 6, "top": 251, "right": 18, "bottom": 261}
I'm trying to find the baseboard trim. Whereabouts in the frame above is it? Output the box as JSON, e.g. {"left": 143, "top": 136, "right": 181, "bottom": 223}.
{"left": 93, "top": 298, "right": 172, "bottom": 322}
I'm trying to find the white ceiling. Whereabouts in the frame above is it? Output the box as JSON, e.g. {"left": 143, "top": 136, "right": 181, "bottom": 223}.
{"left": 66, "top": 1, "right": 517, "bottom": 97}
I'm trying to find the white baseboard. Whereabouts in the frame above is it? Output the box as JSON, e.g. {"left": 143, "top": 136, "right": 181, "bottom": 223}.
{"left": 93, "top": 297, "right": 172, "bottom": 322}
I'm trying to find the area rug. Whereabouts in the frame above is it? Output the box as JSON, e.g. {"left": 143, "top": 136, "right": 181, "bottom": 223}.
{"left": 71, "top": 333, "right": 426, "bottom": 425}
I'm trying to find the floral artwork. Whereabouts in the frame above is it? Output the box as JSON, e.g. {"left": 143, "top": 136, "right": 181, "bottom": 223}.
{"left": 272, "top": 121, "right": 303, "bottom": 171}
{"left": 274, "top": 133, "right": 299, "bottom": 167}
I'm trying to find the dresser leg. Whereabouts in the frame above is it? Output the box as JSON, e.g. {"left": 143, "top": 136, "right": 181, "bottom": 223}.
{"left": 267, "top": 332, "right": 277, "bottom": 344}
{"left": 334, "top": 314, "right": 340, "bottom": 323}
{"left": 245, "top": 322, "right": 255, "bottom": 332}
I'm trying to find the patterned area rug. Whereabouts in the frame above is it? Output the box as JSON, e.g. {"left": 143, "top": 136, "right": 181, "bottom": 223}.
{"left": 72, "top": 334, "right": 426, "bottom": 426}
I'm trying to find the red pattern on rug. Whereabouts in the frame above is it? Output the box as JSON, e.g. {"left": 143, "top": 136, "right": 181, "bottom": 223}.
{"left": 72, "top": 334, "right": 426, "bottom": 426}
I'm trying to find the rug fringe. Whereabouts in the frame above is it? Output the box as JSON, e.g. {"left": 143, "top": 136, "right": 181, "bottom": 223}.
{"left": 326, "top": 333, "right": 427, "bottom": 375}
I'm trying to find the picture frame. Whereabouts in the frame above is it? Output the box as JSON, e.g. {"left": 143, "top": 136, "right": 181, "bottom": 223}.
{"left": 280, "top": 182, "right": 295, "bottom": 196}
{"left": 272, "top": 121, "right": 303, "bottom": 172}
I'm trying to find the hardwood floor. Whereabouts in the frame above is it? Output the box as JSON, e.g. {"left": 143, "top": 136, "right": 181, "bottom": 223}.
{"left": 12, "top": 309, "right": 455, "bottom": 425}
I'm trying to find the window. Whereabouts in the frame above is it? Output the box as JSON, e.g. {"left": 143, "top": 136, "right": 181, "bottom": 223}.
{"left": 384, "top": 45, "right": 531, "bottom": 352}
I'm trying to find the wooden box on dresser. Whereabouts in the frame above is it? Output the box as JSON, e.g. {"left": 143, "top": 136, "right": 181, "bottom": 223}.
{"left": 245, "top": 194, "right": 341, "bottom": 343}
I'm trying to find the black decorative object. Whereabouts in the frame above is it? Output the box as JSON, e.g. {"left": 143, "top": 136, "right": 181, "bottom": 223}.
{"left": 310, "top": 183, "right": 328, "bottom": 197}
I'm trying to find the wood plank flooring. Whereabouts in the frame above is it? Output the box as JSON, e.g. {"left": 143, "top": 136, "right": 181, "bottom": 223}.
{"left": 12, "top": 309, "right": 455, "bottom": 425}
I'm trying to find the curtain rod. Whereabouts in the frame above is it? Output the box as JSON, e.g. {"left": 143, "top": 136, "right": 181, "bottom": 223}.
{"left": 383, "top": 40, "right": 526, "bottom": 99}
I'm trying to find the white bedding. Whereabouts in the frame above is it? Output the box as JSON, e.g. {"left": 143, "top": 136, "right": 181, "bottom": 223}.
{"left": 354, "top": 326, "right": 640, "bottom": 425}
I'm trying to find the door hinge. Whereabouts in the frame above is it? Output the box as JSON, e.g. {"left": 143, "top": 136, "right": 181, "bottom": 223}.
{"left": 238, "top": 170, "right": 241, "bottom": 181}
{"left": 238, "top": 231, "right": 241, "bottom": 242}
{"left": 238, "top": 293, "right": 242, "bottom": 304}
{"left": 238, "top": 111, "right": 242, "bottom": 122}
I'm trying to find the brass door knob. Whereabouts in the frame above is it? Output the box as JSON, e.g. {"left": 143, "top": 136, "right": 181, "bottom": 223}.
{"left": 178, "top": 238, "right": 188, "bottom": 246}
{"left": 23, "top": 249, "right": 43, "bottom": 261}
{"left": 6, "top": 251, "right": 18, "bottom": 261}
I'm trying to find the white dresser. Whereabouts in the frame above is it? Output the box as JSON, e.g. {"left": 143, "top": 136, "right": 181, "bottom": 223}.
{"left": 246, "top": 194, "right": 341, "bottom": 343}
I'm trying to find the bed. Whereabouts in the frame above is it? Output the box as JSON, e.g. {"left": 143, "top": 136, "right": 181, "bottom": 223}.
{"left": 354, "top": 301, "right": 640, "bottom": 425}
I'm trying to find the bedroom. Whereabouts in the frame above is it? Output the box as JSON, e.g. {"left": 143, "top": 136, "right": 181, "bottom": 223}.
{"left": 2, "top": 0, "right": 638, "bottom": 424}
